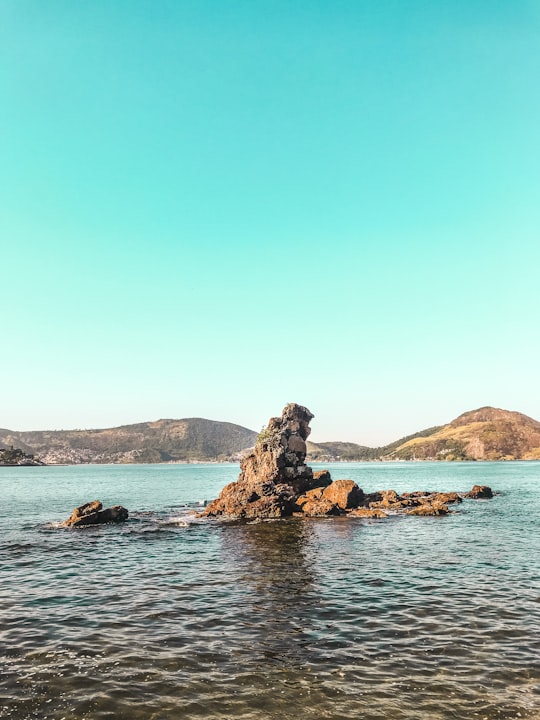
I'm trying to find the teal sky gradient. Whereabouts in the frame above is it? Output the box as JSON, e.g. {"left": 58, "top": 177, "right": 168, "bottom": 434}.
{"left": 1, "top": 1, "right": 539, "bottom": 443}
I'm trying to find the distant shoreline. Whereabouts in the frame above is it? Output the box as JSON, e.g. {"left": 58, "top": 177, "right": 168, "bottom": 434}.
{"left": 2, "top": 406, "right": 540, "bottom": 464}
{"left": 3, "top": 457, "right": 540, "bottom": 468}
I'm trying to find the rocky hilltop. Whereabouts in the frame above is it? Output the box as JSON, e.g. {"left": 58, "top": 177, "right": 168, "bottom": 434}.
{"left": 308, "top": 406, "right": 540, "bottom": 461}
{"left": 388, "top": 407, "right": 540, "bottom": 461}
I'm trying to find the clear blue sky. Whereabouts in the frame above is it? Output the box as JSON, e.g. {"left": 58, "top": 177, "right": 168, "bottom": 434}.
{"left": 1, "top": 0, "right": 539, "bottom": 443}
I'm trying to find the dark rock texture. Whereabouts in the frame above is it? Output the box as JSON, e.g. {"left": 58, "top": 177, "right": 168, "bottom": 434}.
{"left": 464, "top": 484, "right": 494, "bottom": 499}
{"left": 63, "top": 500, "right": 129, "bottom": 527}
{"left": 203, "top": 405, "right": 368, "bottom": 519}
{"left": 203, "top": 404, "right": 320, "bottom": 519}
{"left": 311, "top": 470, "right": 333, "bottom": 488}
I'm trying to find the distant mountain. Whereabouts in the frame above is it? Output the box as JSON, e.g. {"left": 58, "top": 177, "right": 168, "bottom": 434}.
{"left": 386, "top": 407, "right": 540, "bottom": 461}
{"left": 0, "top": 418, "right": 258, "bottom": 464}
{"left": 306, "top": 425, "right": 444, "bottom": 461}
{"left": 307, "top": 407, "right": 540, "bottom": 461}
{"left": 307, "top": 441, "right": 372, "bottom": 461}
{"left": 2, "top": 406, "right": 539, "bottom": 464}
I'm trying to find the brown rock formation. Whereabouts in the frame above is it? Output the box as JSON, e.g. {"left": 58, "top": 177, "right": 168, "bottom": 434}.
{"left": 203, "top": 404, "right": 320, "bottom": 519}
{"left": 429, "top": 492, "right": 462, "bottom": 505}
{"left": 202, "top": 402, "right": 495, "bottom": 522}
{"left": 300, "top": 498, "right": 342, "bottom": 517}
{"left": 295, "top": 480, "right": 365, "bottom": 514}
{"left": 407, "top": 502, "right": 449, "bottom": 516}
{"left": 464, "top": 484, "right": 493, "bottom": 499}
{"left": 321, "top": 479, "right": 364, "bottom": 509}
{"left": 365, "top": 487, "right": 488, "bottom": 515}
{"left": 295, "top": 487, "right": 325, "bottom": 507}
{"left": 63, "top": 500, "right": 129, "bottom": 527}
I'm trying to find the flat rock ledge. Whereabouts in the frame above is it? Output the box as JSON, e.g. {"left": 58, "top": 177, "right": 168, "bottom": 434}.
{"left": 202, "top": 404, "right": 494, "bottom": 520}
{"left": 63, "top": 500, "right": 129, "bottom": 528}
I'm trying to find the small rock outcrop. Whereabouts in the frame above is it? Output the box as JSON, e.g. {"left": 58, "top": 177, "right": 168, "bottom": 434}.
{"left": 321, "top": 479, "right": 364, "bottom": 509}
{"left": 406, "top": 501, "right": 449, "bottom": 516}
{"left": 464, "top": 484, "right": 493, "bottom": 499}
{"left": 63, "top": 500, "right": 129, "bottom": 527}
{"left": 295, "top": 479, "right": 365, "bottom": 516}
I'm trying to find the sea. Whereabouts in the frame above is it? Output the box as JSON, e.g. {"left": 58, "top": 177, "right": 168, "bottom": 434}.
{"left": 1, "top": 461, "right": 539, "bottom": 720}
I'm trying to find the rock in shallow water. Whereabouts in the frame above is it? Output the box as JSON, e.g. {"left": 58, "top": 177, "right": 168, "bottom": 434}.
{"left": 63, "top": 500, "right": 129, "bottom": 527}
{"left": 406, "top": 502, "right": 449, "bottom": 516}
{"left": 202, "top": 403, "right": 495, "bottom": 522}
{"left": 348, "top": 507, "right": 388, "bottom": 518}
{"left": 464, "top": 484, "right": 494, "bottom": 499}
{"left": 321, "top": 479, "right": 364, "bottom": 509}
{"left": 203, "top": 403, "right": 320, "bottom": 519}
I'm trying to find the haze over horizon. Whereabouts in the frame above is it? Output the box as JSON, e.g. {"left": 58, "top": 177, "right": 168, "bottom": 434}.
{"left": 2, "top": 1, "right": 539, "bottom": 445}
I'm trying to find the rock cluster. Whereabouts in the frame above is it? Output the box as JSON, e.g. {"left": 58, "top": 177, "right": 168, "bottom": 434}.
{"left": 63, "top": 500, "right": 129, "bottom": 528}
{"left": 203, "top": 404, "right": 495, "bottom": 520}
{"left": 296, "top": 479, "right": 364, "bottom": 517}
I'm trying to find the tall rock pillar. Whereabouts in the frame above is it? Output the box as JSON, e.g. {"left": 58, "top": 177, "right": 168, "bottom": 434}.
{"left": 203, "top": 403, "right": 316, "bottom": 519}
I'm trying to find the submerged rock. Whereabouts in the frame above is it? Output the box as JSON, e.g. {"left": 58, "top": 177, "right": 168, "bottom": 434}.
{"left": 406, "top": 502, "right": 449, "bottom": 516}
{"left": 348, "top": 507, "right": 388, "bottom": 519}
{"left": 63, "top": 500, "right": 129, "bottom": 527}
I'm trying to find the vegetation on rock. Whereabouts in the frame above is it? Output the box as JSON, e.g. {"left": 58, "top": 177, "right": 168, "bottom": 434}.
{"left": 0, "top": 447, "right": 44, "bottom": 466}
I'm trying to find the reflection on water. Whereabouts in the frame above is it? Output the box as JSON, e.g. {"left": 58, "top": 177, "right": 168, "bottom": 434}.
{"left": 0, "top": 463, "right": 539, "bottom": 719}
{"left": 221, "top": 521, "right": 316, "bottom": 668}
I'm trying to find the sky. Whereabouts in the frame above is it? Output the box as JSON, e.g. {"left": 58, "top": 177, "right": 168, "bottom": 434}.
{"left": 1, "top": 0, "right": 539, "bottom": 444}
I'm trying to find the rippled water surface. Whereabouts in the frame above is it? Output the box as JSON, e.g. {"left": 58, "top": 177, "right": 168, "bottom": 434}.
{"left": 1, "top": 462, "right": 539, "bottom": 720}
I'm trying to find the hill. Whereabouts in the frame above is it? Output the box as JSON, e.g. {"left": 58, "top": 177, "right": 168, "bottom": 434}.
{"left": 2, "top": 406, "right": 539, "bottom": 464}
{"left": 0, "top": 419, "right": 258, "bottom": 464}
{"left": 306, "top": 425, "right": 443, "bottom": 461}
{"left": 387, "top": 407, "right": 540, "bottom": 461}
{"left": 307, "top": 441, "right": 372, "bottom": 461}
